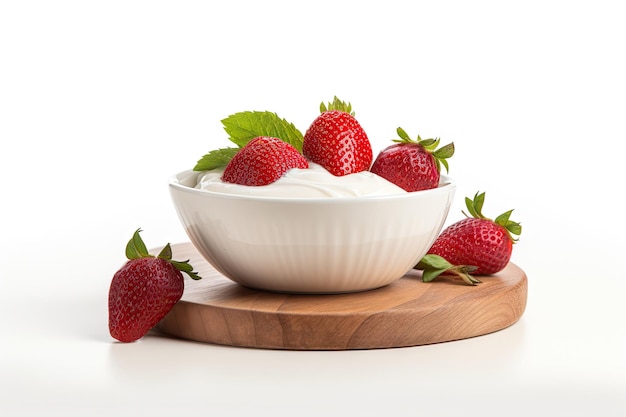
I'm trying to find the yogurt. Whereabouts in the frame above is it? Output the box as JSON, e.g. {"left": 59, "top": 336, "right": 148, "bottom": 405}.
{"left": 195, "top": 163, "right": 407, "bottom": 198}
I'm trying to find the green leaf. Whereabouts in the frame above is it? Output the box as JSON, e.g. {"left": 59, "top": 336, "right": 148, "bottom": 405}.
{"left": 170, "top": 260, "right": 202, "bottom": 280}
{"left": 419, "top": 138, "right": 438, "bottom": 149}
{"left": 415, "top": 254, "right": 480, "bottom": 285}
{"left": 193, "top": 147, "right": 240, "bottom": 171}
{"left": 473, "top": 191, "right": 486, "bottom": 216}
{"left": 221, "top": 111, "right": 304, "bottom": 151}
{"left": 125, "top": 239, "right": 140, "bottom": 260}
{"left": 422, "top": 268, "right": 447, "bottom": 283}
{"left": 157, "top": 243, "right": 173, "bottom": 261}
{"left": 432, "top": 142, "right": 455, "bottom": 160}
{"left": 125, "top": 228, "right": 150, "bottom": 260}
{"left": 495, "top": 209, "right": 513, "bottom": 225}
{"left": 507, "top": 221, "right": 522, "bottom": 236}
{"left": 465, "top": 191, "right": 486, "bottom": 219}
{"left": 173, "top": 260, "right": 191, "bottom": 272}
{"left": 417, "top": 254, "right": 454, "bottom": 270}
{"left": 416, "top": 255, "right": 447, "bottom": 283}
{"left": 464, "top": 196, "right": 479, "bottom": 218}
{"left": 396, "top": 127, "right": 411, "bottom": 142}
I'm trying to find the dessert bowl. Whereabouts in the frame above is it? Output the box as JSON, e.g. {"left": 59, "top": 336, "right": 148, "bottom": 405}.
{"left": 169, "top": 170, "right": 456, "bottom": 294}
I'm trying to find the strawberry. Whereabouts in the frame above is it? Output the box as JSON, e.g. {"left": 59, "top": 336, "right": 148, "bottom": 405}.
{"left": 370, "top": 127, "right": 454, "bottom": 192}
{"left": 417, "top": 192, "right": 522, "bottom": 284}
{"left": 108, "top": 229, "right": 201, "bottom": 342}
{"left": 302, "top": 96, "right": 373, "bottom": 176}
{"left": 222, "top": 136, "right": 308, "bottom": 186}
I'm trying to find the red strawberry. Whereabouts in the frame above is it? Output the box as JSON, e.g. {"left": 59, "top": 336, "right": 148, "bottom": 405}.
{"left": 302, "top": 97, "right": 373, "bottom": 176}
{"left": 418, "top": 192, "right": 522, "bottom": 284}
{"left": 370, "top": 127, "right": 454, "bottom": 192}
{"left": 108, "top": 229, "right": 201, "bottom": 342}
{"left": 222, "top": 136, "right": 308, "bottom": 186}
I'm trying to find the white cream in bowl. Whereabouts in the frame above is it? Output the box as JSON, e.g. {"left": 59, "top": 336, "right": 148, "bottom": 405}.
{"left": 194, "top": 163, "right": 407, "bottom": 198}
{"left": 170, "top": 168, "right": 455, "bottom": 293}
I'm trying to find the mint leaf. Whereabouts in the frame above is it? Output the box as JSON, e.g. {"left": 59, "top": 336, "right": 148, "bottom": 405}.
{"left": 221, "top": 111, "right": 304, "bottom": 152}
{"left": 193, "top": 147, "right": 240, "bottom": 171}
{"left": 416, "top": 254, "right": 454, "bottom": 270}
{"left": 414, "top": 254, "right": 481, "bottom": 286}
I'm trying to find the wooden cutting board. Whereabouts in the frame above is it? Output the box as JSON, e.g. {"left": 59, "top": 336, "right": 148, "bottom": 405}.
{"left": 155, "top": 242, "right": 527, "bottom": 350}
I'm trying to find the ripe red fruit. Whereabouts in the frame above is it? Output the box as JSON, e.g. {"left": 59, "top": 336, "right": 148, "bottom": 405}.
{"left": 302, "top": 97, "right": 373, "bottom": 176}
{"left": 370, "top": 127, "right": 454, "bottom": 192}
{"left": 427, "top": 192, "right": 522, "bottom": 276}
{"left": 222, "top": 136, "right": 308, "bottom": 186}
{"left": 108, "top": 229, "right": 201, "bottom": 343}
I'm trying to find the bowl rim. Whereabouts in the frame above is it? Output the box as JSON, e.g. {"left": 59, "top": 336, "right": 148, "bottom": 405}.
{"left": 169, "top": 169, "right": 455, "bottom": 203}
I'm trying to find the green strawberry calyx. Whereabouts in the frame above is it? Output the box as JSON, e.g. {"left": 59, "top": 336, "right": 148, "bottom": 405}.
{"left": 320, "top": 96, "right": 355, "bottom": 115}
{"left": 125, "top": 229, "right": 202, "bottom": 280}
{"left": 393, "top": 127, "right": 455, "bottom": 173}
{"left": 415, "top": 254, "right": 481, "bottom": 286}
{"left": 463, "top": 191, "right": 522, "bottom": 243}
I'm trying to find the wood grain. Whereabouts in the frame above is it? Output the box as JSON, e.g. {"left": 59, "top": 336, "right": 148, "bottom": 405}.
{"left": 155, "top": 242, "right": 528, "bottom": 350}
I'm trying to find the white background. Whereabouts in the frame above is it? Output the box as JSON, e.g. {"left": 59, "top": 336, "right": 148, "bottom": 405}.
{"left": 1, "top": 1, "right": 625, "bottom": 416}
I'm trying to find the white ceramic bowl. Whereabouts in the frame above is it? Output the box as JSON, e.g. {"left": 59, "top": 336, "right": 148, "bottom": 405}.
{"left": 169, "top": 171, "right": 455, "bottom": 294}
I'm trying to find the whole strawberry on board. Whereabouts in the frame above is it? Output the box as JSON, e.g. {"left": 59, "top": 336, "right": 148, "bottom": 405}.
{"left": 302, "top": 96, "right": 373, "bottom": 176}
{"left": 416, "top": 192, "right": 522, "bottom": 285}
{"left": 222, "top": 136, "right": 308, "bottom": 186}
{"left": 370, "top": 127, "right": 454, "bottom": 192}
{"left": 108, "top": 229, "right": 201, "bottom": 343}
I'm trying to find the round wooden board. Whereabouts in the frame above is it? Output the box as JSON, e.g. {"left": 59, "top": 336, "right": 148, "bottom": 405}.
{"left": 155, "top": 242, "right": 528, "bottom": 350}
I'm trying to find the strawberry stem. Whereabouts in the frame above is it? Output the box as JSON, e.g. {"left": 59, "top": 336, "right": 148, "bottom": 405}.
{"left": 320, "top": 96, "right": 355, "bottom": 115}
{"left": 415, "top": 254, "right": 481, "bottom": 286}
